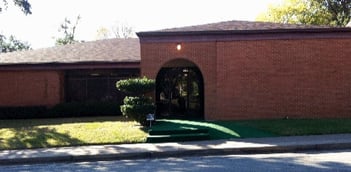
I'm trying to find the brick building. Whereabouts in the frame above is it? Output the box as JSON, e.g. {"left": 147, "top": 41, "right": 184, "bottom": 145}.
{"left": 1, "top": 20, "right": 351, "bottom": 120}
{"left": 138, "top": 20, "right": 351, "bottom": 120}
{"left": 0, "top": 38, "right": 140, "bottom": 109}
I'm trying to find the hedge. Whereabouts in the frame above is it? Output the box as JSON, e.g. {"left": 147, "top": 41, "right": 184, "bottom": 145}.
{"left": 0, "top": 101, "right": 122, "bottom": 119}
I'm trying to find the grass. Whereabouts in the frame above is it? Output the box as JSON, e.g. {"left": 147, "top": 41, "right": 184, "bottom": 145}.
{"left": 150, "top": 118, "right": 351, "bottom": 140}
{"left": 1, "top": 116, "right": 351, "bottom": 150}
{"left": 150, "top": 119, "right": 276, "bottom": 139}
{"left": 0, "top": 116, "right": 147, "bottom": 150}
{"left": 236, "top": 118, "right": 351, "bottom": 136}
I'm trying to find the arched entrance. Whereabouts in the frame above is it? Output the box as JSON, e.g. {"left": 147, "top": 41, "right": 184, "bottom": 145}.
{"left": 155, "top": 59, "right": 204, "bottom": 119}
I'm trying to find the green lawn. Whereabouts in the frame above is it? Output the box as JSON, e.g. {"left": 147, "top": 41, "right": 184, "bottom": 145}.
{"left": 1, "top": 117, "right": 351, "bottom": 150}
{"left": 150, "top": 118, "right": 351, "bottom": 139}
{"left": 0, "top": 116, "right": 147, "bottom": 150}
{"left": 150, "top": 119, "right": 276, "bottom": 139}
{"left": 236, "top": 118, "right": 351, "bottom": 136}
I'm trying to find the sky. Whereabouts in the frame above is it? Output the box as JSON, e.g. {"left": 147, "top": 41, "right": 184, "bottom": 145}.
{"left": 0, "top": 0, "right": 283, "bottom": 49}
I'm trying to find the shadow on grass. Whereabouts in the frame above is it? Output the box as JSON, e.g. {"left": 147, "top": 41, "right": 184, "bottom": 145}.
{"left": 151, "top": 119, "right": 276, "bottom": 139}
{"left": 0, "top": 127, "right": 84, "bottom": 150}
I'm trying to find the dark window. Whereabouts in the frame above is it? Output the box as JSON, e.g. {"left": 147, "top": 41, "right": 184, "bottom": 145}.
{"left": 65, "top": 69, "right": 139, "bottom": 103}
{"left": 156, "top": 67, "right": 204, "bottom": 119}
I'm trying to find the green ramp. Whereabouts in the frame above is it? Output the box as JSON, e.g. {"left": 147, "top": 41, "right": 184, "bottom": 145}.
{"left": 148, "top": 119, "right": 276, "bottom": 143}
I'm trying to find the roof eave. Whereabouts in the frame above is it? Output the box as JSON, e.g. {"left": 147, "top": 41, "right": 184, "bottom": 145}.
{"left": 0, "top": 61, "right": 141, "bottom": 71}
{"left": 137, "top": 27, "right": 351, "bottom": 37}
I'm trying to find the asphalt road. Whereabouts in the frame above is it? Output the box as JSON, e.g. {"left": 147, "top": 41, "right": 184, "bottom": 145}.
{"left": 1, "top": 149, "right": 351, "bottom": 172}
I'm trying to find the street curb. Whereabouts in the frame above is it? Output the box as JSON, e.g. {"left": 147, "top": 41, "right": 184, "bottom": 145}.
{"left": 1, "top": 142, "right": 351, "bottom": 166}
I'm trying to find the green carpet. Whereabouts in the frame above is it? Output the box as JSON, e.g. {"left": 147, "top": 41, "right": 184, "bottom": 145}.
{"left": 150, "top": 119, "right": 276, "bottom": 140}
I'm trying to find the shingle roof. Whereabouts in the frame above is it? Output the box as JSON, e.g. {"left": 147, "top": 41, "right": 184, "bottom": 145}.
{"left": 137, "top": 20, "right": 351, "bottom": 42}
{"left": 157, "top": 20, "right": 331, "bottom": 32}
{"left": 0, "top": 38, "right": 140, "bottom": 65}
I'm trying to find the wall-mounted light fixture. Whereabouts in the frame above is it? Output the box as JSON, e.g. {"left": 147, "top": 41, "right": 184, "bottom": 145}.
{"left": 90, "top": 73, "right": 101, "bottom": 76}
{"left": 176, "top": 43, "right": 182, "bottom": 51}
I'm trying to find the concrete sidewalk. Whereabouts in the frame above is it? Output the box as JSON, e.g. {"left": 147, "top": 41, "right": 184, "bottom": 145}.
{"left": 1, "top": 134, "right": 351, "bottom": 165}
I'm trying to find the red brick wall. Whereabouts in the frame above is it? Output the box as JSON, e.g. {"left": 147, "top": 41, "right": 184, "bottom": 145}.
{"left": 141, "top": 38, "right": 351, "bottom": 120}
{"left": 140, "top": 42, "right": 218, "bottom": 119}
{"left": 216, "top": 38, "right": 351, "bottom": 120}
{"left": 0, "top": 71, "right": 63, "bottom": 107}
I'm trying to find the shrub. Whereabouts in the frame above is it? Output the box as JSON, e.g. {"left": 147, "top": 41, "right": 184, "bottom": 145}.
{"left": 0, "top": 106, "right": 47, "bottom": 119}
{"left": 0, "top": 102, "right": 123, "bottom": 119}
{"left": 47, "top": 101, "right": 122, "bottom": 117}
{"left": 123, "top": 96, "right": 153, "bottom": 105}
{"left": 120, "top": 104, "right": 155, "bottom": 123}
{"left": 116, "top": 77, "right": 155, "bottom": 95}
{"left": 117, "top": 77, "right": 155, "bottom": 125}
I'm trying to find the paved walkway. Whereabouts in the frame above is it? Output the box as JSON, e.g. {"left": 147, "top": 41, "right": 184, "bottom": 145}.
{"left": 1, "top": 134, "right": 351, "bottom": 165}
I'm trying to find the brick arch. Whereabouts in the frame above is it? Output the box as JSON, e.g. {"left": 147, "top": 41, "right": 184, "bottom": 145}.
{"left": 155, "top": 58, "right": 204, "bottom": 119}
{"left": 158, "top": 58, "right": 202, "bottom": 73}
{"left": 140, "top": 42, "right": 217, "bottom": 120}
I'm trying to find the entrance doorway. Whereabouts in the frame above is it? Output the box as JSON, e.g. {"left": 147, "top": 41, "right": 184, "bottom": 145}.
{"left": 156, "top": 63, "right": 204, "bottom": 119}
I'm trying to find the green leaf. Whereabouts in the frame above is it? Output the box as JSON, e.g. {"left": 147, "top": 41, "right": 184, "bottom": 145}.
{"left": 116, "top": 77, "right": 155, "bottom": 95}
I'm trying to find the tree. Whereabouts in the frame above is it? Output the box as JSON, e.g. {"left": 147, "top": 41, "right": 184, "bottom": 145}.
{"left": 55, "top": 15, "right": 82, "bottom": 45}
{"left": 0, "top": 35, "right": 31, "bottom": 53}
{"left": 111, "top": 22, "right": 135, "bottom": 39}
{"left": 316, "top": 0, "right": 351, "bottom": 26}
{"left": 95, "top": 27, "right": 111, "bottom": 40}
{"left": 0, "top": 0, "right": 31, "bottom": 53}
{"left": 95, "top": 22, "right": 135, "bottom": 40}
{"left": 257, "top": 0, "right": 351, "bottom": 26}
{"left": 116, "top": 77, "right": 155, "bottom": 125}
{"left": 0, "top": 0, "right": 31, "bottom": 15}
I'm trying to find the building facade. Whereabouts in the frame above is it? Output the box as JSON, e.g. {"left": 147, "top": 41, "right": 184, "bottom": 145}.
{"left": 138, "top": 21, "right": 351, "bottom": 120}
{"left": 0, "top": 39, "right": 140, "bottom": 110}
{"left": 1, "top": 20, "right": 351, "bottom": 120}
